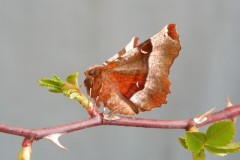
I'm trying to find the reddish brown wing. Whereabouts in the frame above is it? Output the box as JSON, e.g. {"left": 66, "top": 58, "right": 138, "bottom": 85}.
{"left": 84, "top": 24, "right": 181, "bottom": 115}
{"left": 108, "top": 72, "right": 146, "bottom": 98}
{"left": 129, "top": 24, "right": 181, "bottom": 111}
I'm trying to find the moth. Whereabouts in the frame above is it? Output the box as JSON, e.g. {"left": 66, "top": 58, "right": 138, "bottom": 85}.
{"left": 84, "top": 24, "right": 181, "bottom": 115}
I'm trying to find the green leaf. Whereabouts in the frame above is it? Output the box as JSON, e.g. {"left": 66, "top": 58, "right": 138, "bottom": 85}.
{"left": 48, "top": 89, "right": 63, "bottom": 93}
{"left": 185, "top": 132, "right": 206, "bottom": 153}
{"left": 39, "top": 73, "right": 91, "bottom": 109}
{"left": 38, "top": 77, "right": 64, "bottom": 91}
{"left": 206, "top": 120, "right": 235, "bottom": 146}
{"left": 66, "top": 72, "right": 78, "bottom": 87}
{"left": 39, "top": 74, "right": 79, "bottom": 94}
{"left": 178, "top": 137, "right": 188, "bottom": 149}
{"left": 53, "top": 75, "right": 63, "bottom": 83}
{"left": 192, "top": 150, "right": 205, "bottom": 160}
{"left": 205, "top": 142, "right": 240, "bottom": 156}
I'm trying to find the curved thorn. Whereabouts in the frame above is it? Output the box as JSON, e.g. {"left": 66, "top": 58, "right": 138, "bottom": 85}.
{"left": 44, "top": 133, "right": 68, "bottom": 151}
{"left": 194, "top": 108, "right": 216, "bottom": 124}
{"left": 226, "top": 97, "right": 233, "bottom": 107}
{"left": 226, "top": 97, "right": 237, "bottom": 122}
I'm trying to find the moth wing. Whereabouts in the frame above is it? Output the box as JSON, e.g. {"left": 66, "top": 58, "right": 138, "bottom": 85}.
{"left": 104, "top": 37, "right": 152, "bottom": 99}
{"left": 105, "top": 24, "right": 181, "bottom": 113}
{"left": 100, "top": 76, "right": 139, "bottom": 115}
{"left": 129, "top": 24, "right": 181, "bottom": 111}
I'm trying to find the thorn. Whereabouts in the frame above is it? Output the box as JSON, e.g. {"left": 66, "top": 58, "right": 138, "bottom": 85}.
{"left": 194, "top": 108, "right": 216, "bottom": 124}
{"left": 226, "top": 97, "right": 237, "bottom": 122}
{"left": 44, "top": 133, "right": 68, "bottom": 151}
{"left": 226, "top": 97, "right": 233, "bottom": 107}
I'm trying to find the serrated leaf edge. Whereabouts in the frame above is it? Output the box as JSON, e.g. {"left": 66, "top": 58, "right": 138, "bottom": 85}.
{"left": 206, "top": 120, "right": 235, "bottom": 146}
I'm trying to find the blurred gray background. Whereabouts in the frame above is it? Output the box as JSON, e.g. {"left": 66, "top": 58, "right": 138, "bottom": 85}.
{"left": 0, "top": 0, "right": 240, "bottom": 160}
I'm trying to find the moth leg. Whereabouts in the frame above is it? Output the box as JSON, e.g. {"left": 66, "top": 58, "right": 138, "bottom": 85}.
{"left": 108, "top": 106, "right": 127, "bottom": 116}
{"left": 103, "top": 112, "right": 120, "bottom": 120}
{"left": 101, "top": 94, "right": 121, "bottom": 120}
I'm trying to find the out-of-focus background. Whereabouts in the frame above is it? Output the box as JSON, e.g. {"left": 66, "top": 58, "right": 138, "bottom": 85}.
{"left": 0, "top": 1, "right": 240, "bottom": 160}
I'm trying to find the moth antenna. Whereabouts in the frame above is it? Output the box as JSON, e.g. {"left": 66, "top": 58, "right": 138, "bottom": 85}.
{"left": 88, "top": 88, "right": 92, "bottom": 99}
{"left": 88, "top": 78, "right": 99, "bottom": 110}
{"left": 89, "top": 88, "right": 92, "bottom": 98}
{"left": 94, "top": 96, "right": 100, "bottom": 109}
{"left": 95, "top": 81, "right": 104, "bottom": 107}
{"left": 87, "top": 79, "right": 94, "bottom": 106}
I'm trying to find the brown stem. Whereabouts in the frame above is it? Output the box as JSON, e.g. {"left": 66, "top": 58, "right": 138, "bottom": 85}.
{"left": 0, "top": 105, "right": 240, "bottom": 140}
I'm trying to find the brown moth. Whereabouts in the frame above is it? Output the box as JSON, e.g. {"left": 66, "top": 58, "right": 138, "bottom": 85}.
{"left": 84, "top": 24, "right": 181, "bottom": 115}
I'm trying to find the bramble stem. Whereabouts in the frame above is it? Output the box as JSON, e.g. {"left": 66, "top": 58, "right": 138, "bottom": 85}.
{"left": 0, "top": 105, "right": 239, "bottom": 140}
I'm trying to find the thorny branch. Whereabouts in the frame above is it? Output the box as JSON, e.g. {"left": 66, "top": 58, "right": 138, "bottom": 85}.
{"left": 0, "top": 104, "right": 239, "bottom": 140}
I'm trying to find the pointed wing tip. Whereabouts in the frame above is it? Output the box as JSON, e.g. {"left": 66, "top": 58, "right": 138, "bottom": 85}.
{"left": 166, "top": 24, "right": 179, "bottom": 41}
